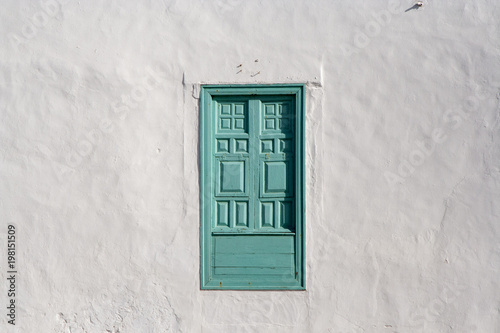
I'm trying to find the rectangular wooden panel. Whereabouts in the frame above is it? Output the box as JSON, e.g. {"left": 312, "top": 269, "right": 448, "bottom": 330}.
{"left": 212, "top": 235, "right": 295, "bottom": 281}
{"left": 234, "top": 201, "right": 248, "bottom": 227}
{"left": 214, "top": 254, "right": 293, "bottom": 267}
{"left": 214, "top": 267, "right": 293, "bottom": 276}
{"left": 216, "top": 201, "right": 229, "bottom": 227}
{"left": 214, "top": 235, "right": 294, "bottom": 254}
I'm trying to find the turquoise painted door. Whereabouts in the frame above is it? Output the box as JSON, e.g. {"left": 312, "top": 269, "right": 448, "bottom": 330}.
{"left": 200, "top": 85, "right": 305, "bottom": 290}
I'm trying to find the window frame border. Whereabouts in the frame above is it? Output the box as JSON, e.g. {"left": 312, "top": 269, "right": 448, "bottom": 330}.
{"left": 200, "top": 84, "right": 306, "bottom": 290}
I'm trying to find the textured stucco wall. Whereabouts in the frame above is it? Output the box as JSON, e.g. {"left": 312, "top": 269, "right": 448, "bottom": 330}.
{"left": 1, "top": 0, "right": 500, "bottom": 332}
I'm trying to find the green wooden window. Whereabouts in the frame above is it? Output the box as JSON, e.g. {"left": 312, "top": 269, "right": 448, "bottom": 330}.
{"left": 200, "top": 85, "right": 305, "bottom": 290}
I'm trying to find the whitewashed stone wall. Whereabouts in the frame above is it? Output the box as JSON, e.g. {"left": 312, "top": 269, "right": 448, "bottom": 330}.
{"left": 1, "top": 0, "right": 499, "bottom": 332}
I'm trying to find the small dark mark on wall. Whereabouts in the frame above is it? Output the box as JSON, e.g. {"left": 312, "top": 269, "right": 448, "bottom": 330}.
{"left": 405, "top": 1, "right": 423, "bottom": 12}
{"left": 250, "top": 71, "right": 260, "bottom": 77}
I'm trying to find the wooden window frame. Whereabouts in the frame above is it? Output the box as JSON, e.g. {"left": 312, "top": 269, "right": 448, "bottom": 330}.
{"left": 200, "top": 84, "right": 306, "bottom": 290}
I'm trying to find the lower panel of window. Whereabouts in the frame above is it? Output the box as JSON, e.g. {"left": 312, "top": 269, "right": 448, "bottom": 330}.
{"left": 202, "top": 234, "right": 304, "bottom": 290}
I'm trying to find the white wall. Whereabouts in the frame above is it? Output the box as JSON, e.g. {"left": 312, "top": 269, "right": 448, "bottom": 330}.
{"left": 1, "top": 0, "right": 499, "bottom": 332}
